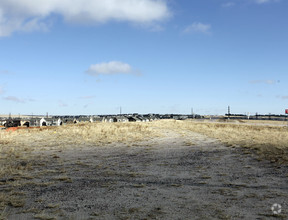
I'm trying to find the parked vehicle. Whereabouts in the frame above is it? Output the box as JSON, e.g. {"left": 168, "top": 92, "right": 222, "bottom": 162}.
{"left": 3, "top": 119, "right": 21, "bottom": 128}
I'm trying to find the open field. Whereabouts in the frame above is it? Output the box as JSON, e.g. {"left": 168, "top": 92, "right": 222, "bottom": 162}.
{"left": 153, "top": 120, "right": 288, "bottom": 163}
{"left": 0, "top": 120, "right": 288, "bottom": 219}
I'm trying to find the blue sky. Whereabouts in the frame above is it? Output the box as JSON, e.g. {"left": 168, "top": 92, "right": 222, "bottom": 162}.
{"left": 0, "top": 0, "right": 287, "bottom": 115}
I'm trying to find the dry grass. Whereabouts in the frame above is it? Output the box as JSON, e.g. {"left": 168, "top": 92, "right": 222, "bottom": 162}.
{"left": 153, "top": 120, "right": 288, "bottom": 163}
{"left": 34, "top": 212, "right": 57, "bottom": 220}
{"left": 0, "top": 122, "right": 159, "bottom": 179}
{"left": 1, "top": 119, "right": 288, "bottom": 216}
{"left": 0, "top": 191, "right": 25, "bottom": 212}
{"left": 241, "top": 119, "right": 287, "bottom": 125}
{"left": 2, "top": 120, "right": 287, "bottom": 181}
{"left": 0, "top": 122, "right": 160, "bottom": 213}
{"left": 1, "top": 120, "right": 288, "bottom": 218}
{"left": 1, "top": 122, "right": 158, "bottom": 148}
{"left": 216, "top": 118, "right": 287, "bottom": 125}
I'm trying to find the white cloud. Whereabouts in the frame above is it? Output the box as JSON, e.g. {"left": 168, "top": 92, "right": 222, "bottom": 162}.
{"left": 2, "top": 95, "right": 36, "bottom": 103}
{"left": 0, "top": 86, "right": 4, "bottom": 94}
{"left": 254, "top": 0, "right": 279, "bottom": 4}
{"left": 79, "top": 96, "right": 96, "bottom": 99}
{"left": 86, "top": 61, "right": 140, "bottom": 76}
{"left": 58, "top": 101, "right": 68, "bottom": 107}
{"left": 0, "top": 0, "right": 171, "bottom": 37}
{"left": 3, "top": 96, "right": 25, "bottom": 103}
{"left": 0, "top": 70, "right": 13, "bottom": 74}
{"left": 222, "top": 2, "right": 236, "bottom": 7}
{"left": 249, "top": 80, "right": 277, "bottom": 84}
{"left": 183, "top": 22, "right": 211, "bottom": 34}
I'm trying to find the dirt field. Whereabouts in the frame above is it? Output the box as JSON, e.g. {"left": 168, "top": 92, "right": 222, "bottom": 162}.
{"left": 1, "top": 121, "right": 288, "bottom": 219}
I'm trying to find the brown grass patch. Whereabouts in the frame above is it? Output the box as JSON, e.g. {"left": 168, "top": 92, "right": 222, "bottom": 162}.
{"left": 0, "top": 191, "right": 25, "bottom": 210}
{"left": 0, "top": 122, "right": 160, "bottom": 213}
{"left": 153, "top": 120, "right": 288, "bottom": 163}
{"left": 1, "top": 119, "right": 287, "bottom": 215}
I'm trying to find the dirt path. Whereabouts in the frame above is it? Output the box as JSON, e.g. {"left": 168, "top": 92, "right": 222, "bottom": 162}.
{"left": 4, "top": 128, "right": 288, "bottom": 219}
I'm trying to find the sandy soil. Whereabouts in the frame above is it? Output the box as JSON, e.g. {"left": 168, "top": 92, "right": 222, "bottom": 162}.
{"left": 2, "top": 128, "right": 288, "bottom": 219}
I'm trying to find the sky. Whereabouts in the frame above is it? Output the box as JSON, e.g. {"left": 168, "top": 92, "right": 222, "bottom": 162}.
{"left": 0, "top": 0, "right": 288, "bottom": 115}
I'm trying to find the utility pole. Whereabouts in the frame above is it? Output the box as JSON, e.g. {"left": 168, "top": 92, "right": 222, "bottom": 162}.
{"left": 227, "top": 106, "right": 231, "bottom": 120}
{"left": 191, "top": 108, "right": 194, "bottom": 118}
